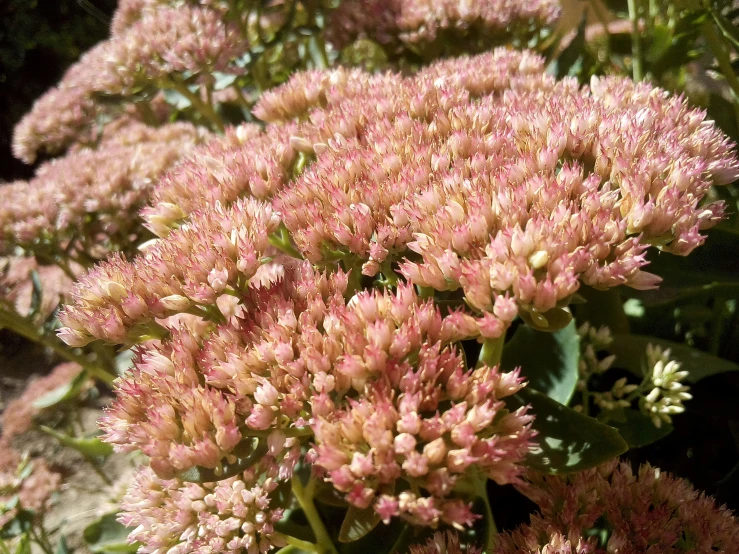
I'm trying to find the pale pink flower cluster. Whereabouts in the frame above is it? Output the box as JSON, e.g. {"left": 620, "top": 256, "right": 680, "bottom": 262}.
{"left": 59, "top": 198, "right": 280, "bottom": 347}
{"left": 0, "top": 444, "right": 61, "bottom": 528}
{"left": 13, "top": 4, "right": 245, "bottom": 163}
{"left": 142, "top": 49, "right": 551, "bottom": 234}
{"left": 325, "top": 0, "right": 561, "bottom": 55}
{"left": 408, "top": 531, "right": 481, "bottom": 554}
{"left": 495, "top": 530, "right": 595, "bottom": 554}
{"left": 312, "top": 328, "right": 533, "bottom": 526}
{"left": 1, "top": 363, "right": 86, "bottom": 441}
{"left": 97, "top": 261, "right": 533, "bottom": 533}
{"left": 120, "top": 465, "right": 286, "bottom": 554}
{"left": 2, "top": 121, "right": 206, "bottom": 260}
{"left": 99, "top": 262, "right": 344, "bottom": 476}
{"left": 142, "top": 123, "right": 299, "bottom": 236}
{"left": 273, "top": 70, "right": 737, "bottom": 326}
{"left": 499, "top": 460, "right": 739, "bottom": 553}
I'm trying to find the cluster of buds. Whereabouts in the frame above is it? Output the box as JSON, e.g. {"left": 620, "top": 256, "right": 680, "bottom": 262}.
{"left": 408, "top": 531, "right": 481, "bottom": 554}
{"left": 120, "top": 464, "right": 286, "bottom": 554}
{"left": 142, "top": 123, "right": 299, "bottom": 236}
{"left": 97, "top": 262, "right": 534, "bottom": 535}
{"left": 269, "top": 61, "right": 738, "bottom": 327}
{"left": 59, "top": 197, "right": 281, "bottom": 346}
{"left": 325, "top": 0, "right": 561, "bottom": 57}
{"left": 640, "top": 344, "right": 692, "bottom": 428}
{"left": 1, "top": 363, "right": 87, "bottom": 442}
{"left": 2, "top": 121, "right": 207, "bottom": 262}
{"left": 507, "top": 460, "right": 739, "bottom": 552}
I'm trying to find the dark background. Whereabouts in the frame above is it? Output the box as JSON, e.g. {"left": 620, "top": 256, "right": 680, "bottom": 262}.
{"left": 0, "top": 0, "right": 116, "bottom": 182}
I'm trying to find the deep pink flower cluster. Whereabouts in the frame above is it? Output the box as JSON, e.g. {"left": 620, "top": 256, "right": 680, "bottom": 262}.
{"left": 497, "top": 460, "right": 739, "bottom": 553}
{"left": 13, "top": 4, "right": 246, "bottom": 163}
{"left": 120, "top": 464, "right": 286, "bottom": 554}
{"left": 325, "top": 0, "right": 561, "bottom": 56}
{"left": 272, "top": 70, "right": 737, "bottom": 327}
{"left": 2, "top": 121, "right": 207, "bottom": 260}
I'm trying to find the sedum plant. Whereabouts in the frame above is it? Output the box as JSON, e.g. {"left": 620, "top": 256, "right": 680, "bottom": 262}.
{"left": 4, "top": 0, "right": 739, "bottom": 552}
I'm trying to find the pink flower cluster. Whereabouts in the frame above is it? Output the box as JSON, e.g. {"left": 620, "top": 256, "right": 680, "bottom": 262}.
{"left": 59, "top": 198, "right": 280, "bottom": 346}
{"left": 98, "top": 262, "right": 533, "bottom": 535}
{"left": 325, "top": 0, "right": 561, "bottom": 55}
{"left": 408, "top": 531, "right": 482, "bottom": 554}
{"left": 142, "top": 49, "right": 552, "bottom": 236}
{"left": 120, "top": 465, "right": 286, "bottom": 554}
{"left": 2, "top": 121, "right": 207, "bottom": 261}
{"left": 1, "top": 363, "right": 87, "bottom": 442}
{"left": 496, "top": 460, "right": 739, "bottom": 553}
{"left": 13, "top": 4, "right": 246, "bottom": 163}
{"left": 270, "top": 64, "right": 737, "bottom": 326}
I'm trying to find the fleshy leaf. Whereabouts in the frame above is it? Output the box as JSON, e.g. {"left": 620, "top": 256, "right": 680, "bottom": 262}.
{"left": 609, "top": 334, "right": 739, "bottom": 383}
{"left": 83, "top": 513, "right": 138, "bottom": 554}
{"left": 501, "top": 321, "right": 580, "bottom": 405}
{"left": 38, "top": 427, "right": 113, "bottom": 457}
{"left": 506, "top": 387, "right": 628, "bottom": 474}
{"left": 338, "top": 505, "right": 381, "bottom": 543}
{"left": 33, "top": 370, "right": 90, "bottom": 409}
{"left": 599, "top": 408, "right": 673, "bottom": 448}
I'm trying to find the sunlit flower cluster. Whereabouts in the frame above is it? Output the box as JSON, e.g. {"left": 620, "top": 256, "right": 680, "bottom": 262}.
{"left": 59, "top": 197, "right": 280, "bottom": 346}
{"left": 325, "top": 0, "right": 562, "bottom": 56}
{"left": 120, "top": 464, "right": 286, "bottom": 554}
{"left": 507, "top": 460, "right": 739, "bottom": 553}
{"left": 408, "top": 531, "right": 481, "bottom": 554}
{"left": 640, "top": 344, "right": 692, "bottom": 428}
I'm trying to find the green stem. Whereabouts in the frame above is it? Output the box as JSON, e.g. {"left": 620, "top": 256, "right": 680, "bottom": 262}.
{"left": 83, "top": 454, "right": 113, "bottom": 486}
{"left": 0, "top": 307, "right": 116, "bottom": 386}
{"left": 627, "top": 0, "right": 644, "bottom": 80}
{"left": 477, "top": 334, "right": 506, "bottom": 368}
{"left": 169, "top": 79, "right": 225, "bottom": 132}
{"left": 308, "top": 35, "right": 330, "bottom": 69}
{"left": 0, "top": 539, "right": 10, "bottom": 554}
{"left": 291, "top": 475, "right": 338, "bottom": 554}
{"left": 268, "top": 224, "right": 304, "bottom": 259}
{"left": 275, "top": 534, "right": 323, "bottom": 553}
{"left": 30, "top": 527, "right": 53, "bottom": 554}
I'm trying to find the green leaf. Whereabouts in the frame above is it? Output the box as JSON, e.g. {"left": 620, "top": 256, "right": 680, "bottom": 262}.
{"left": 28, "top": 270, "right": 42, "bottom": 319}
{"left": 162, "top": 89, "right": 191, "bottom": 110}
{"left": 338, "top": 505, "right": 381, "bottom": 543}
{"left": 599, "top": 408, "right": 672, "bottom": 448}
{"left": 14, "top": 534, "right": 30, "bottom": 554}
{"left": 501, "top": 321, "right": 580, "bottom": 405}
{"left": 178, "top": 438, "right": 268, "bottom": 483}
{"left": 213, "top": 72, "right": 237, "bottom": 91}
{"left": 33, "top": 369, "right": 89, "bottom": 409}
{"left": 83, "top": 514, "right": 138, "bottom": 554}
{"left": 549, "top": 13, "right": 587, "bottom": 79}
{"left": 518, "top": 306, "right": 573, "bottom": 332}
{"left": 56, "top": 536, "right": 71, "bottom": 554}
{"left": 0, "top": 510, "right": 32, "bottom": 540}
{"left": 38, "top": 427, "right": 113, "bottom": 457}
{"left": 506, "top": 388, "right": 628, "bottom": 474}
{"left": 608, "top": 334, "right": 739, "bottom": 383}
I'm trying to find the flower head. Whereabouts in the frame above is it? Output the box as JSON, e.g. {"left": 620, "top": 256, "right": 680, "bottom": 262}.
{"left": 120, "top": 465, "right": 286, "bottom": 554}
{"left": 325, "top": 0, "right": 562, "bottom": 57}
{"left": 514, "top": 460, "right": 739, "bottom": 553}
